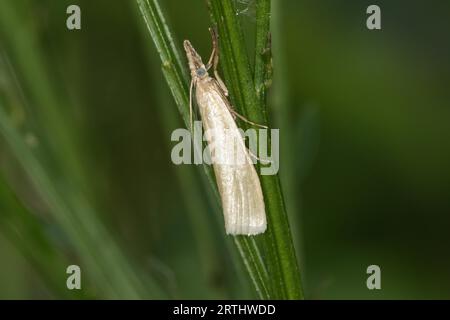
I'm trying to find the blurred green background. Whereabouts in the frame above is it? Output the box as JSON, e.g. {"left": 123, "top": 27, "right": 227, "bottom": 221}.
{"left": 0, "top": 0, "right": 449, "bottom": 299}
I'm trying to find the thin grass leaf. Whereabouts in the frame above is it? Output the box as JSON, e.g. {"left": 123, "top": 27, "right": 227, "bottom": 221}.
{"left": 0, "top": 101, "right": 168, "bottom": 298}
{"left": 0, "top": 175, "right": 89, "bottom": 298}
{"left": 254, "top": 0, "right": 272, "bottom": 108}
{"left": 0, "top": 2, "right": 86, "bottom": 190}
{"left": 136, "top": 0, "right": 275, "bottom": 299}
{"left": 207, "top": 0, "right": 304, "bottom": 299}
{"left": 0, "top": 2, "right": 166, "bottom": 298}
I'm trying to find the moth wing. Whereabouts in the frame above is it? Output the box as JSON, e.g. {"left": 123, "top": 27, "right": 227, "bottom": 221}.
{"left": 196, "top": 80, "right": 267, "bottom": 236}
{"left": 216, "top": 161, "right": 267, "bottom": 235}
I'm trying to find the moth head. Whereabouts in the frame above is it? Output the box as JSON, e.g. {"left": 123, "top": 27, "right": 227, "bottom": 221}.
{"left": 183, "top": 40, "right": 208, "bottom": 79}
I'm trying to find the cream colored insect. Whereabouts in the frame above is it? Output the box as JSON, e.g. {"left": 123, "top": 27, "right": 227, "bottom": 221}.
{"left": 183, "top": 28, "right": 267, "bottom": 235}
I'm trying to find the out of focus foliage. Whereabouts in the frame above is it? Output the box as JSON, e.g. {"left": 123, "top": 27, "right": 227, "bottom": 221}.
{"left": 0, "top": 0, "right": 449, "bottom": 299}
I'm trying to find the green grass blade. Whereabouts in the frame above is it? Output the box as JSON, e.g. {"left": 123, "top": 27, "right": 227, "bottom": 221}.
{"left": 207, "top": 0, "right": 304, "bottom": 299}
{"left": 136, "top": 0, "right": 274, "bottom": 299}
{"left": 0, "top": 174, "right": 89, "bottom": 298}
{"left": 254, "top": 0, "right": 272, "bottom": 107}
{"left": 0, "top": 2, "right": 166, "bottom": 297}
{"left": 0, "top": 102, "right": 166, "bottom": 298}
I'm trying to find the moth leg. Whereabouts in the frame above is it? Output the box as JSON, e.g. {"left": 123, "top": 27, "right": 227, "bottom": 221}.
{"left": 205, "top": 27, "right": 217, "bottom": 70}
{"left": 206, "top": 27, "right": 266, "bottom": 129}
{"left": 227, "top": 105, "right": 268, "bottom": 129}
{"left": 214, "top": 71, "right": 229, "bottom": 97}
{"left": 247, "top": 147, "right": 272, "bottom": 164}
{"left": 206, "top": 27, "right": 229, "bottom": 97}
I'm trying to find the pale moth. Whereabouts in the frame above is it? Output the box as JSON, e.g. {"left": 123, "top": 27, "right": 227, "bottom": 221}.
{"left": 183, "top": 28, "right": 267, "bottom": 235}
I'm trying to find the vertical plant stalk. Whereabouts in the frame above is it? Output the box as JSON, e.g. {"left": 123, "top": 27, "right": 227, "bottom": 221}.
{"left": 207, "top": 0, "right": 304, "bottom": 299}
{"left": 137, "top": 0, "right": 272, "bottom": 299}
{"left": 254, "top": 0, "right": 272, "bottom": 109}
{"left": 207, "top": 0, "right": 283, "bottom": 297}
{"left": 137, "top": 0, "right": 304, "bottom": 299}
{"left": 136, "top": 0, "right": 220, "bottom": 201}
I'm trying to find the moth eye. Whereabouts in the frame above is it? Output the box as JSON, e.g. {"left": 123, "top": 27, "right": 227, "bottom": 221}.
{"left": 196, "top": 68, "right": 206, "bottom": 77}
